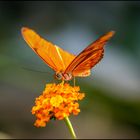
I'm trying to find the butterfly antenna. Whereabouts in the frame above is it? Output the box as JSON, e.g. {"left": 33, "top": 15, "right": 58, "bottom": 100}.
{"left": 21, "top": 67, "right": 52, "bottom": 75}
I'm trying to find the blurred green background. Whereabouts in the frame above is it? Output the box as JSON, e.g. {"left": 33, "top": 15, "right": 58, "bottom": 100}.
{"left": 0, "top": 1, "right": 140, "bottom": 139}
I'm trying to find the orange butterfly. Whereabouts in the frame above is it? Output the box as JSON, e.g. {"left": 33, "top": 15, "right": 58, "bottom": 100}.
{"left": 21, "top": 27, "right": 115, "bottom": 81}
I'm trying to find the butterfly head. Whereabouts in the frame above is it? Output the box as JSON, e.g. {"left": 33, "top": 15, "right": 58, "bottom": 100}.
{"left": 55, "top": 72, "right": 63, "bottom": 80}
{"left": 55, "top": 72, "right": 73, "bottom": 81}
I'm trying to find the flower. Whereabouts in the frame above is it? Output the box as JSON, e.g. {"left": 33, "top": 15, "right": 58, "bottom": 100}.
{"left": 31, "top": 81, "right": 85, "bottom": 127}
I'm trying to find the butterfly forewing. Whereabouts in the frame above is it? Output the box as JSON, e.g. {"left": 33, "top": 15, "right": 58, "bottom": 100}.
{"left": 65, "top": 31, "right": 115, "bottom": 77}
{"left": 21, "top": 27, "right": 75, "bottom": 73}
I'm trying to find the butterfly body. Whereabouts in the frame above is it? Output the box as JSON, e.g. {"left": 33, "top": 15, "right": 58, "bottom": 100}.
{"left": 55, "top": 72, "right": 73, "bottom": 81}
{"left": 21, "top": 27, "right": 115, "bottom": 81}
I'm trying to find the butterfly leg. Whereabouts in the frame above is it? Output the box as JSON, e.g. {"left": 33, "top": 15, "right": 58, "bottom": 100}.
{"left": 73, "top": 77, "right": 76, "bottom": 87}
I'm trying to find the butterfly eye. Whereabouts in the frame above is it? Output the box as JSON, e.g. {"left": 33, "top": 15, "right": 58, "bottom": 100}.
{"left": 67, "top": 72, "right": 72, "bottom": 77}
{"left": 55, "top": 73, "right": 62, "bottom": 80}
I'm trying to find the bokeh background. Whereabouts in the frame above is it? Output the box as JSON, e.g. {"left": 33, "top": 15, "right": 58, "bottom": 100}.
{"left": 0, "top": 1, "right": 140, "bottom": 139}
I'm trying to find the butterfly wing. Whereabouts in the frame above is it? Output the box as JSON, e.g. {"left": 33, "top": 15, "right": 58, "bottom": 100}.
{"left": 21, "top": 27, "right": 75, "bottom": 72}
{"left": 65, "top": 31, "right": 115, "bottom": 77}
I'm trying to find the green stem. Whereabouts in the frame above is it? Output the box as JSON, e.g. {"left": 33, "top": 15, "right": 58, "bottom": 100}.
{"left": 64, "top": 116, "right": 77, "bottom": 139}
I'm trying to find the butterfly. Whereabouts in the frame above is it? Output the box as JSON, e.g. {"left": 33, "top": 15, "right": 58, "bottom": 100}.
{"left": 21, "top": 27, "right": 115, "bottom": 81}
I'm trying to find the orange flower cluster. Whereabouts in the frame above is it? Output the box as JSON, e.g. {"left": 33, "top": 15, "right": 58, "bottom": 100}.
{"left": 31, "top": 82, "right": 85, "bottom": 127}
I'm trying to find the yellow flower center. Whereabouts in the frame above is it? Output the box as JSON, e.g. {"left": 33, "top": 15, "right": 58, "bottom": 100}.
{"left": 50, "top": 95, "right": 63, "bottom": 107}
